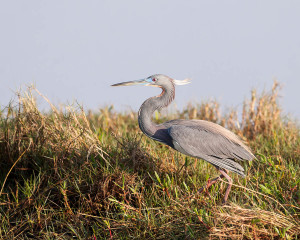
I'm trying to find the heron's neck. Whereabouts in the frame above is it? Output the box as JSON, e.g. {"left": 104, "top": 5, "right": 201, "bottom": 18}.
{"left": 138, "top": 85, "right": 175, "bottom": 137}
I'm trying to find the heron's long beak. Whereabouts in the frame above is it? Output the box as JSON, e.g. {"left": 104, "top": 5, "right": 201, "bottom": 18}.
{"left": 111, "top": 79, "right": 149, "bottom": 87}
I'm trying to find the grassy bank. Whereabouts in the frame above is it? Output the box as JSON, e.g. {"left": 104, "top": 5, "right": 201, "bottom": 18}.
{"left": 0, "top": 83, "right": 299, "bottom": 239}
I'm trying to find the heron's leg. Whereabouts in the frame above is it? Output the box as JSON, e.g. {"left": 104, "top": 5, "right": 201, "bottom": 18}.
{"left": 219, "top": 169, "right": 232, "bottom": 204}
{"left": 198, "top": 169, "right": 232, "bottom": 203}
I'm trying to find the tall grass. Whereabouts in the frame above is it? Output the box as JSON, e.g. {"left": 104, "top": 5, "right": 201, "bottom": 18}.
{"left": 0, "top": 83, "right": 299, "bottom": 239}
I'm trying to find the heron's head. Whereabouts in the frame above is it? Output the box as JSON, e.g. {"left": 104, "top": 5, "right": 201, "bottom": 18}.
{"left": 111, "top": 74, "right": 191, "bottom": 88}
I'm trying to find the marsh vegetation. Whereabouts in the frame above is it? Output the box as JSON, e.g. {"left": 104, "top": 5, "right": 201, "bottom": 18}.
{"left": 0, "top": 83, "right": 299, "bottom": 239}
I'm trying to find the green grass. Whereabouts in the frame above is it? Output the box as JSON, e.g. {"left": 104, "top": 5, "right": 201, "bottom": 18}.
{"left": 0, "top": 83, "right": 299, "bottom": 239}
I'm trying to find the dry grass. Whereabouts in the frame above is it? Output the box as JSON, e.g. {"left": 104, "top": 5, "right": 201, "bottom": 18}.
{"left": 211, "top": 204, "right": 300, "bottom": 239}
{"left": 0, "top": 83, "right": 299, "bottom": 239}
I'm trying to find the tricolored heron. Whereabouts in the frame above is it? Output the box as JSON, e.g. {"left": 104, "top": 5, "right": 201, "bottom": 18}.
{"left": 112, "top": 74, "right": 255, "bottom": 203}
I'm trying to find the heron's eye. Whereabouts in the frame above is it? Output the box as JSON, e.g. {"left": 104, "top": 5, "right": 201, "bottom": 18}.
{"left": 152, "top": 78, "right": 156, "bottom": 82}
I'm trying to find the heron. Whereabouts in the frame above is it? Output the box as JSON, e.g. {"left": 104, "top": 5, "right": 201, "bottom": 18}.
{"left": 112, "top": 74, "right": 255, "bottom": 203}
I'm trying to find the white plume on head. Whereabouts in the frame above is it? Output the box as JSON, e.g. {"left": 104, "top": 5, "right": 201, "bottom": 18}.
{"left": 173, "top": 78, "right": 191, "bottom": 85}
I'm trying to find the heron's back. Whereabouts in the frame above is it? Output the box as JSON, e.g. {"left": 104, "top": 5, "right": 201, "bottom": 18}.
{"left": 165, "top": 119, "right": 251, "bottom": 151}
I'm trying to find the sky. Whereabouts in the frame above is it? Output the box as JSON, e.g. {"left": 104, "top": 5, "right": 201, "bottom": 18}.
{"left": 1, "top": 1, "right": 299, "bottom": 119}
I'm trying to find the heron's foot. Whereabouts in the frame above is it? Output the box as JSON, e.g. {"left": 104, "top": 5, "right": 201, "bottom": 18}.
{"left": 198, "top": 176, "right": 221, "bottom": 194}
{"left": 198, "top": 186, "right": 205, "bottom": 193}
{"left": 198, "top": 186, "right": 212, "bottom": 200}
{"left": 198, "top": 179, "right": 209, "bottom": 193}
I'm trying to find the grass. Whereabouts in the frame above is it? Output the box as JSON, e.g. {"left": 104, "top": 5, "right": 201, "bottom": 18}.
{"left": 0, "top": 82, "right": 299, "bottom": 239}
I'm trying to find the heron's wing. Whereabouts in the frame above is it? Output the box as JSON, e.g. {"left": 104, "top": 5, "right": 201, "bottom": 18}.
{"left": 168, "top": 125, "right": 254, "bottom": 176}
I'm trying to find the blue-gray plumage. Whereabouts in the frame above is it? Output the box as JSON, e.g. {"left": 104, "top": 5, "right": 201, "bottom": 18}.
{"left": 112, "top": 74, "right": 255, "bottom": 203}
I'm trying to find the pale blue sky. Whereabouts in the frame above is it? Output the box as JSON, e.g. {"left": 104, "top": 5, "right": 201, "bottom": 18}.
{"left": 1, "top": 1, "right": 299, "bottom": 119}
